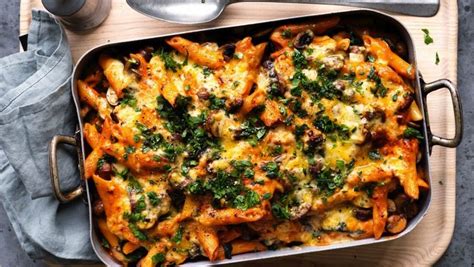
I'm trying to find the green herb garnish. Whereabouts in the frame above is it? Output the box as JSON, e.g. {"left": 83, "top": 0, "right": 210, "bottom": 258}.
{"left": 402, "top": 127, "right": 424, "bottom": 140}
{"left": 129, "top": 223, "right": 147, "bottom": 241}
{"left": 152, "top": 253, "right": 166, "bottom": 265}
{"left": 422, "top": 29, "right": 434, "bottom": 45}
{"left": 147, "top": 191, "right": 161, "bottom": 207}
{"left": 262, "top": 161, "right": 279, "bottom": 178}
{"left": 171, "top": 225, "right": 183, "bottom": 243}
{"left": 233, "top": 190, "right": 261, "bottom": 210}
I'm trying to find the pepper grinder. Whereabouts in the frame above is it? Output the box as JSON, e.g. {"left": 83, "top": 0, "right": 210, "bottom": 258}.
{"left": 42, "top": 0, "right": 111, "bottom": 31}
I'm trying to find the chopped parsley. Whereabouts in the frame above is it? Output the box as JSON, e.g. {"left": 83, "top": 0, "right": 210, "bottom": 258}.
{"left": 128, "top": 177, "right": 143, "bottom": 193}
{"left": 392, "top": 92, "right": 399, "bottom": 102}
{"left": 292, "top": 49, "right": 308, "bottom": 69}
{"left": 208, "top": 94, "right": 226, "bottom": 110}
{"left": 244, "top": 168, "right": 255, "bottom": 178}
{"left": 435, "top": 52, "right": 440, "bottom": 65}
{"left": 421, "top": 29, "right": 434, "bottom": 45}
{"left": 187, "top": 163, "right": 262, "bottom": 210}
{"left": 233, "top": 190, "right": 261, "bottom": 210}
{"left": 147, "top": 191, "right": 161, "bottom": 207}
{"left": 101, "top": 237, "right": 110, "bottom": 249}
{"left": 262, "top": 161, "right": 279, "bottom": 178}
{"left": 232, "top": 80, "right": 240, "bottom": 88}
{"left": 207, "top": 171, "right": 242, "bottom": 201}
{"left": 134, "top": 195, "right": 147, "bottom": 213}
{"left": 271, "top": 202, "right": 291, "bottom": 220}
{"left": 270, "top": 145, "right": 283, "bottom": 156}
{"left": 157, "top": 48, "right": 182, "bottom": 72}
{"left": 315, "top": 160, "right": 354, "bottom": 195}
{"left": 121, "top": 90, "right": 138, "bottom": 109}
{"left": 123, "top": 211, "right": 145, "bottom": 223}
{"left": 402, "top": 127, "right": 424, "bottom": 140}
{"left": 313, "top": 115, "right": 336, "bottom": 133}
{"left": 171, "top": 225, "right": 183, "bottom": 243}
{"left": 281, "top": 29, "right": 292, "bottom": 39}
{"left": 129, "top": 223, "right": 147, "bottom": 241}
{"left": 135, "top": 122, "right": 163, "bottom": 152}
{"left": 368, "top": 66, "right": 387, "bottom": 98}
{"left": 231, "top": 160, "right": 254, "bottom": 176}
{"left": 123, "top": 145, "right": 136, "bottom": 159}
{"left": 155, "top": 95, "right": 219, "bottom": 161}
{"left": 313, "top": 115, "right": 351, "bottom": 140}
{"left": 289, "top": 69, "right": 340, "bottom": 101}
{"left": 187, "top": 179, "right": 205, "bottom": 195}
{"left": 203, "top": 67, "right": 213, "bottom": 78}
{"left": 290, "top": 86, "right": 303, "bottom": 97}
{"left": 152, "top": 253, "right": 166, "bottom": 265}
{"left": 234, "top": 115, "right": 268, "bottom": 146}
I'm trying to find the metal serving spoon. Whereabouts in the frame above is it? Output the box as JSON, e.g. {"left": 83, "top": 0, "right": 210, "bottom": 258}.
{"left": 126, "top": 0, "right": 439, "bottom": 24}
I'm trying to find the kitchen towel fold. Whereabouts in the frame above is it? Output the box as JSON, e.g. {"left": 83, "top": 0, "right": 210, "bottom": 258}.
{"left": 0, "top": 10, "right": 97, "bottom": 261}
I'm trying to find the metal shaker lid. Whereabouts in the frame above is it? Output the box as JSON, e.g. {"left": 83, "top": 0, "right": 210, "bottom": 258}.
{"left": 42, "top": 0, "right": 86, "bottom": 17}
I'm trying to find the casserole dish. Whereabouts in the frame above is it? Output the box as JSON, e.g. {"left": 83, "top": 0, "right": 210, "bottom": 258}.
{"left": 49, "top": 9, "right": 463, "bottom": 266}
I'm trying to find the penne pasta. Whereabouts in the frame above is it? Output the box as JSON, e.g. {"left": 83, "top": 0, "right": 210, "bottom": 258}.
{"left": 80, "top": 18, "right": 427, "bottom": 265}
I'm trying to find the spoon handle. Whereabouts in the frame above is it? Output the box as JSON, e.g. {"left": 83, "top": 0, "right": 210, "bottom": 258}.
{"left": 230, "top": 0, "right": 439, "bottom": 17}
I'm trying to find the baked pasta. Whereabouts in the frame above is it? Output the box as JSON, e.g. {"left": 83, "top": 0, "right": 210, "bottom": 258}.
{"left": 78, "top": 16, "right": 428, "bottom": 266}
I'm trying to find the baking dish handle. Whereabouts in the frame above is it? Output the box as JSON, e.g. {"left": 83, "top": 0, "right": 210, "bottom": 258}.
{"left": 49, "top": 135, "right": 84, "bottom": 203}
{"left": 422, "top": 79, "right": 463, "bottom": 148}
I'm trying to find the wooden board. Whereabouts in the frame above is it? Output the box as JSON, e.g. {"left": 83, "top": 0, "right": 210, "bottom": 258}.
{"left": 20, "top": 1, "right": 458, "bottom": 266}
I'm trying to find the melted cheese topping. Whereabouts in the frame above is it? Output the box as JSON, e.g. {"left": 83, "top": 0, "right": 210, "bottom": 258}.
{"left": 80, "top": 25, "right": 426, "bottom": 266}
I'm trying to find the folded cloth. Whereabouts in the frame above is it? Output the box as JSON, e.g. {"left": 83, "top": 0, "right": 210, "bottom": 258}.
{"left": 0, "top": 10, "right": 97, "bottom": 261}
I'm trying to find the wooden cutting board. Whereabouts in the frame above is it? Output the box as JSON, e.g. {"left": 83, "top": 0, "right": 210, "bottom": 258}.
{"left": 19, "top": 1, "right": 458, "bottom": 266}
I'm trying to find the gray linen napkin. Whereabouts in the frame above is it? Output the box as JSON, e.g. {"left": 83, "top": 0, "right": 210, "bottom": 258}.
{"left": 0, "top": 10, "right": 97, "bottom": 261}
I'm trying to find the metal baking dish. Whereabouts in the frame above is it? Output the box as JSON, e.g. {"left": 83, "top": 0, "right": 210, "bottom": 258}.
{"left": 49, "top": 9, "right": 463, "bottom": 266}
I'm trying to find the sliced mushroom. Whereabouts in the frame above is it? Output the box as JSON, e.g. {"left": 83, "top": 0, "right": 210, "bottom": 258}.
{"left": 370, "top": 128, "right": 389, "bottom": 148}
{"left": 289, "top": 202, "right": 311, "bottom": 220}
{"left": 393, "top": 193, "right": 419, "bottom": 219}
{"left": 395, "top": 41, "right": 408, "bottom": 58}
{"left": 353, "top": 208, "right": 372, "bottom": 221}
{"left": 97, "top": 162, "right": 113, "bottom": 180}
{"left": 302, "top": 129, "right": 324, "bottom": 153}
{"left": 396, "top": 94, "right": 414, "bottom": 113}
{"left": 321, "top": 54, "right": 344, "bottom": 71}
{"left": 93, "top": 199, "right": 104, "bottom": 216}
{"left": 386, "top": 215, "right": 407, "bottom": 234}
{"left": 387, "top": 199, "right": 397, "bottom": 213}
{"left": 197, "top": 88, "right": 210, "bottom": 100}
{"left": 333, "top": 80, "right": 345, "bottom": 91}
{"left": 288, "top": 188, "right": 313, "bottom": 220}
{"left": 221, "top": 43, "right": 236, "bottom": 62}
{"left": 263, "top": 60, "right": 285, "bottom": 96}
{"left": 227, "top": 98, "right": 243, "bottom": 113}
{"left": 111, "top": 111, "right": 120, "bottom": 123}
{"left": 309, "top": 160, "right": 324, "bottom": 178}
{"left": 106, "top": 87, "right": 119, "bottom": 106}
{"left": 293, "top": 30, "right": 314, "bottom": 49}
{"left": 139, "top": 46, "right": 154, "bottom": 62}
